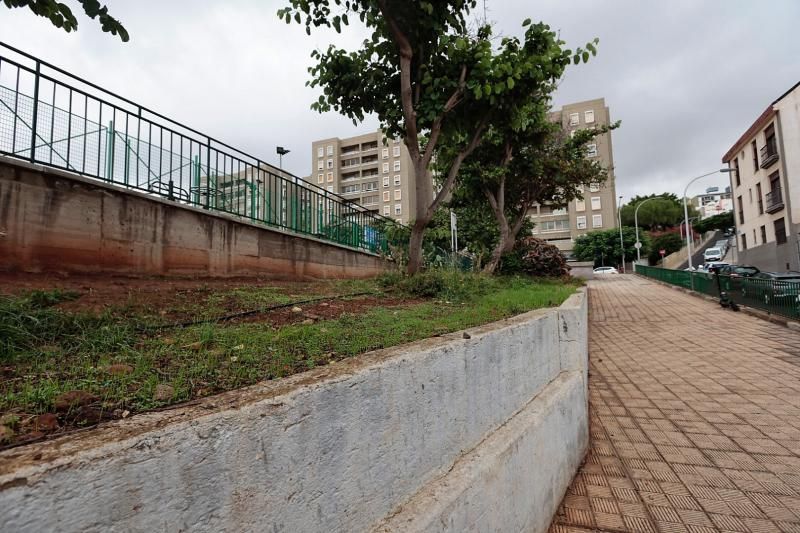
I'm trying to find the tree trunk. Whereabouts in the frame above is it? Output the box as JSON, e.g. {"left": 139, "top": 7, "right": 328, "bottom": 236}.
{"left": 483, "top": 225, "right": 511, "bottom": 274}
{"left": 407, "top": 218, "right": 428, "bottom": 274}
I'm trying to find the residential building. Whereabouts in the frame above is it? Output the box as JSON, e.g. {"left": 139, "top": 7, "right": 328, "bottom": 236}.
{"left": 308, "top": 130, "right": 415, "bottom": 223}
{"left": 722, "top": 81, "right": 800, "bottom": 272}
{"left": 691, "top": 186, "right": 733, "bottom": 220}
{"left": 527, "top": 98, "right": 619, "bottom": 255}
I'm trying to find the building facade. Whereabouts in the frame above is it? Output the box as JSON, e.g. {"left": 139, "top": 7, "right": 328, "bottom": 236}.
{"left": 722, "top": 81, "right": 800, "bottom": 272}
{"left": 308, "top": 131, "right": 415, "bottom": 223}
{"left": 527, "top": 98, "right": 618, "bottom": 256}
{"left": 691, "top": 186, "right": 733, "bottom": 220}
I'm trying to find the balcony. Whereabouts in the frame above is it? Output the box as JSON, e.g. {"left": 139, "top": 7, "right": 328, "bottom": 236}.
{"left": 760, "top": 140, "right": 779, "bottom": 169}
{"left": 766, "top": 186, "right": 784, "bottom": 213}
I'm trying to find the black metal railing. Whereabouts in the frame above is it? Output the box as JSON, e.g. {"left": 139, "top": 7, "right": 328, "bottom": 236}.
{"left": 0, "top": 42, "right": 398, "bottom": 254}
{"left": 760, "top": 138, "right": 779, "bottom": 169}
{"left": 766, "top": 186, "right": 784, "bottom": 213}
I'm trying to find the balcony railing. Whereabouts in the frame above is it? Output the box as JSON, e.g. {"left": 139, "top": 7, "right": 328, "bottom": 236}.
{"left": 760, "top": 140, "right": 779, "bottom": 169}
{"left": 766, "top": 186, "right": 784, "bottom": 213}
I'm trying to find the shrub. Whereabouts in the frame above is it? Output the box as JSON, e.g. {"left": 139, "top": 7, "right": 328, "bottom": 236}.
{"left": 381, "top": 269, "right": 496, "bottom": 301}
{"left": 502, "top": 237, "right": 570, "bottom": 277}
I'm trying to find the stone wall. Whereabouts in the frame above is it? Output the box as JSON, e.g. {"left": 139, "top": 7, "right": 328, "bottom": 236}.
{"left": 0, "top": 292, "right": 588, "bottom": 533}
{"left": 0, "top": 157, "right": 386, "bottom": 280}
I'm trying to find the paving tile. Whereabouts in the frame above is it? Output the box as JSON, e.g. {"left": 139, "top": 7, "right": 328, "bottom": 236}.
{"left": 550, "top": 277, "right": 800, "bottom": 532}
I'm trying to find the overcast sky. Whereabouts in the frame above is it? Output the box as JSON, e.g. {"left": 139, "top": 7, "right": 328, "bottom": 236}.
{"left": 1, "top": 0, "right": 798, "bottom": 203}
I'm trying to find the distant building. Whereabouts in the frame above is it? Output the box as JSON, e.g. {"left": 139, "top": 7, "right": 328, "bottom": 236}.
{"left": 307, "top": 130, "right": 415, "bottom": 224}
{"left": 527, "top": 98, "right": 619, "bottom": 256}
{"left": 691, "top": 186, "right": 733, "bottom": 220}
{"left": 722, "top": 81, "right": 800, "bottom": 272}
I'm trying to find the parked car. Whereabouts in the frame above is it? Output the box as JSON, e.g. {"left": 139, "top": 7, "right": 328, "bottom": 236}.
{"left": 703, "top": 247, "right": 723, "bottom": 262}
{"left": 714, "top": 239, "right": 729, "bottom": 256}
{"left": 742, "top": 271, "right": 800, "bottom": 306}
{"left": 715, "top": 264, "right": 760, "bottom": 291}
{"left": 593, "top": 266, "right": 619, "bottom": 275}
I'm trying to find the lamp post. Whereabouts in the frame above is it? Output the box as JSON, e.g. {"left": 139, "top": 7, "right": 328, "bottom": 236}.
{"left": 618, "top": 195, "right": 625, "bottom": 272}
{"left": 683, "top": 169, "right": 737, "bottom": 271}
{"left": 276, "top": 146, "right": 290, "bottom": 169}
{"left": 633, "top": 196, "right": 659, "bottom": 263}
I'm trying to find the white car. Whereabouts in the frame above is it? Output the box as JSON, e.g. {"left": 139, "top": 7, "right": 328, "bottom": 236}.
{"left": 703, "top": 247, "right": 723, "bottom": 262}
{"left": 593, "top": 266, "right": 619, "bottom": 275}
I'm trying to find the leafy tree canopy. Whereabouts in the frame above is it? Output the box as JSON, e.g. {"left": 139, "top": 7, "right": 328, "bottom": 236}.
{"left": 3, "top": 0, "right": 128, "bottom": 41}
{"left": 648, "top": 232, "right": 684, "bottom": 264}
{"left": 693, "top": 211, "right": 733, "bottom": 234}
{"left": 620, "top": 193, "right": 697, "bottom": 230}
{"left": 573, "top": 227, "right": 648, "bottom": 267}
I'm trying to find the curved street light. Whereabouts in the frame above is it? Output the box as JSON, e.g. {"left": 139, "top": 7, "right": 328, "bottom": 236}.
{"left": 633, "top": 196, "right": 660, "bottom": 263}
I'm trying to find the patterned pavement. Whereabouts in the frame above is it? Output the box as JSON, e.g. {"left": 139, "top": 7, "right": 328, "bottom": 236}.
{"left": 550, "top": 275, "right": 800, "bottom": 533}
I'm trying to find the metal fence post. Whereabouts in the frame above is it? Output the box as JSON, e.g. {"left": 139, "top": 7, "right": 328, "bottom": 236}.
{"left": 29, "top": 60, "right": 41, "bottom": 163}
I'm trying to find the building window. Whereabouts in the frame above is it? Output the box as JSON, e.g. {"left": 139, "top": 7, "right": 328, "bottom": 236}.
{"left": 575, "top": 199, "right": 586, "bottom": 212}
{"left": 383, "top": 191, "right": 390, "bottom": 202}
{"left": 756, "top": 183, "right": 763, "bottom": 214}
{"left": 748, "top": 188, "right": 752, "bottom": 203}
{"left": 576, "top": 216, "right": 587, "bottom": 230}
{"left": 383, "top": 205, "right": 390, "bottom": 215}
{"left": 317, "top": 160, "right": 324, "bottom": 170}
{"left": 591, "top": 197, "right": 601, "bottom": 210}
{"left": 327, "top": 172, "right": 333, "bottom": 182}
{"left": 394, "top": 175, "right": 401, "bottom": 186}
{"left": 552, "top": 207, "right": 567, "bottom": 216}
{"left": 382, "top": 148, "right": 389, "bottom": 159}
{"left": 569, "top": 112, "right": 580, "bottom": 126}
{"left": 327, "top": 145, "right": 334, "bottom": 156}
{"left": 741, "top": 233, "right": 747, "bottom": 250}
{"left": 760, "top": 225, "right": 767, "bottom": 244}
{"left": 589, "top": 183, "right": 600, "bottom": 193}
{"left": 586, "top": 144, "right": 598, "bottom": 158}
{"left": 363, "top": 181, "right": 379, "bottom": 192}
{"left": 383, "top": 176, "right": 390, "bottom": 187}
{"left": 394, "top": 204, "right": 402, "bottom": 215}
{"left": 393, "top": 161, "right": 401, "bottom": 171}
{"left": 592, "top": 214, "right": 603, "bottom": 228}
{"left": 394, "top": 189, "right": 401, "bottom": 200}
{"left": 737, "top": 195, "right": 744, "bottom": 224}
{"left": 327, "top": 159, "right": 333, "bottom": 169}
{"left": 382, "top": 162, "right": 389, "bottom": 173}
{"left": 734, "top": 158, "right": 740, "bottom": 187}
{"left": 393, "top": 146, "right": 400, "bottom": 157}
{"left": 775, "top": 217, "right": 787, "bottom": 244}
{"left": 317, "top": 174, "right": 324, "bottom": 184}
{"left": 751, "top": 140, "right": 758, "bottom": 171}
{"left": 540, "top": 219, "right": 570, "bottom": 232}
{"left": 327, "top": 185, "right": 333, "bottom": 192}
{"left": 584, "top": 110, "right": 595, "bottom": 124}
{"left": 342, "top": 184, "right": 360, "bottom": 194}
{"left": 317, "top": 147, "right": 324, "bottom": 158}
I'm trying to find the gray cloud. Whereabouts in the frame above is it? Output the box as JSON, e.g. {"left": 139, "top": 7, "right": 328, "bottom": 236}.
{"left": 1, "top": 0, "right": 797, "bottom": 203}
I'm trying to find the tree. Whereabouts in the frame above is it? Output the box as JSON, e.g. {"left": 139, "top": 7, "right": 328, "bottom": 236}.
{"left": 648, "top": 232, "right": 683, "bottom": 264}
{"left": 449, "top": 104, "right": 617, "bottom": 273}
{"left": 279, "top": 1, "right": 597, "bottom": 274}
{"left": 3, "top": 0, "right": 128, "bottom": 41}
{"left": 693, "top": 211, "right": 733, "bottom": 234}
{"left": 573, "top": 227, "right": 648, "bottom": 268}
{"left": 500, "top": 236, "right": 569, "bottom": 277}
{"left": 619, "top": 193, "right": 697, "bottom": 230}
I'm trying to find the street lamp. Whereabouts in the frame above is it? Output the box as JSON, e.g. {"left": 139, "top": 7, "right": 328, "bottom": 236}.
{"left": 618, "top": 195, "right": 625, "bottom": 272}
{"left": 633, "top": 196, "right": 660, "bottom": 263}
{"left": 683, "top": 169, "right": 737, "bottom": 271}
{"left": 276, "top": 146, "right": 291, "bottom": 169}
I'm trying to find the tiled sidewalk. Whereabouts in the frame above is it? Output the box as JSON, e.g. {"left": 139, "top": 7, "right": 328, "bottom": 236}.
{"left": 550, "top": 276, "right": 800, "bottom": 533}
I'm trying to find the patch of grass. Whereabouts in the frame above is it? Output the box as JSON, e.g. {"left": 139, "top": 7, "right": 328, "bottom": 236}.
{"left": 0, "top": 274, "right": 576, "bottom": 430}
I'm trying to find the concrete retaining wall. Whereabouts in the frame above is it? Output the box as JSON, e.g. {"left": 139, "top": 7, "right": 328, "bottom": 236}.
{"left": 0, "top": 291, "right": 588, "bottom": 533}
{"left": 0, "top": 157, "right": 386, "bottom": 279}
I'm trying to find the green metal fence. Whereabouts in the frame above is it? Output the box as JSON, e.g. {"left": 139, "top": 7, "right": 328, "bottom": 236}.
{"left": 0, "top": 42, "right": 397, "bottom": 255}
{"left": 635, "top": 265, "right": 800, "bottom": 320}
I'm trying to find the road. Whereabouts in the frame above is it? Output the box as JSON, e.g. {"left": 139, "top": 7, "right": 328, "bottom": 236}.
{"left": 550, "top": 275, "right": 800, "bottom": 533}
{"left": 678, "top": 231, "right": 724, "bottom": 270}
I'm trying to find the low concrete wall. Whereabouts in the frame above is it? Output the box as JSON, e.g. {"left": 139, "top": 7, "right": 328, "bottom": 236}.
{"left": 568, "top": 261, "right": 594, "bottom": 280}
{"left": 0, "top": 291, "right": 588, "bottom": 533}
{"left": 0, "top": 157, "right": 386, "bottom": 279}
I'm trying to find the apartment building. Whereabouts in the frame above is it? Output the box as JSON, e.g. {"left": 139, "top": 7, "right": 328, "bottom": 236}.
{"left": 691, "top": 186, "right": 733, "bottom": 220}
{"left": 722, "top": 81, "right": 800, "bottom": 272}
{"left": 527, "top": 98, "right": 618, "bottom": 255}
{"left": 308, "top": 130, "right": 415, "bottom": 223}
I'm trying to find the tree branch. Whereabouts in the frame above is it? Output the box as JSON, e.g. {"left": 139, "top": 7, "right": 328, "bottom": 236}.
{"left": 420, "top": 64, "right": 468, "bottom": 171}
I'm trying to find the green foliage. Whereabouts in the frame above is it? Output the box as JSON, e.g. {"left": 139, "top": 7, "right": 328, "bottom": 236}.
{"left": 693, "top": 211, "right": 733, "bottom": 234}
{"left": 573, "top": 227, "right": 649, "bottom": 267}
{"left": 648, "top": 232, "right": 684, "bottom": 264}
{"left": 501, "top": 237, "right": 570, "bottom": 277}
{"left": 619, "top": 193, "right": 697, "bottom": 230}
{"left": 3, "top": 0, "right": 129, "bottom": 41}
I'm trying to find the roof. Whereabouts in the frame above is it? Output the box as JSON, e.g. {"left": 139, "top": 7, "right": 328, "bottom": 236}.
{"left": 722, "top": 80, "right": 800, "bottom": 163}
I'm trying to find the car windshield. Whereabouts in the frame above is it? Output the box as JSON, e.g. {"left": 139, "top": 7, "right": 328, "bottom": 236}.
{"left": 705, "top": 248, "right": 720, "bottom": 254}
